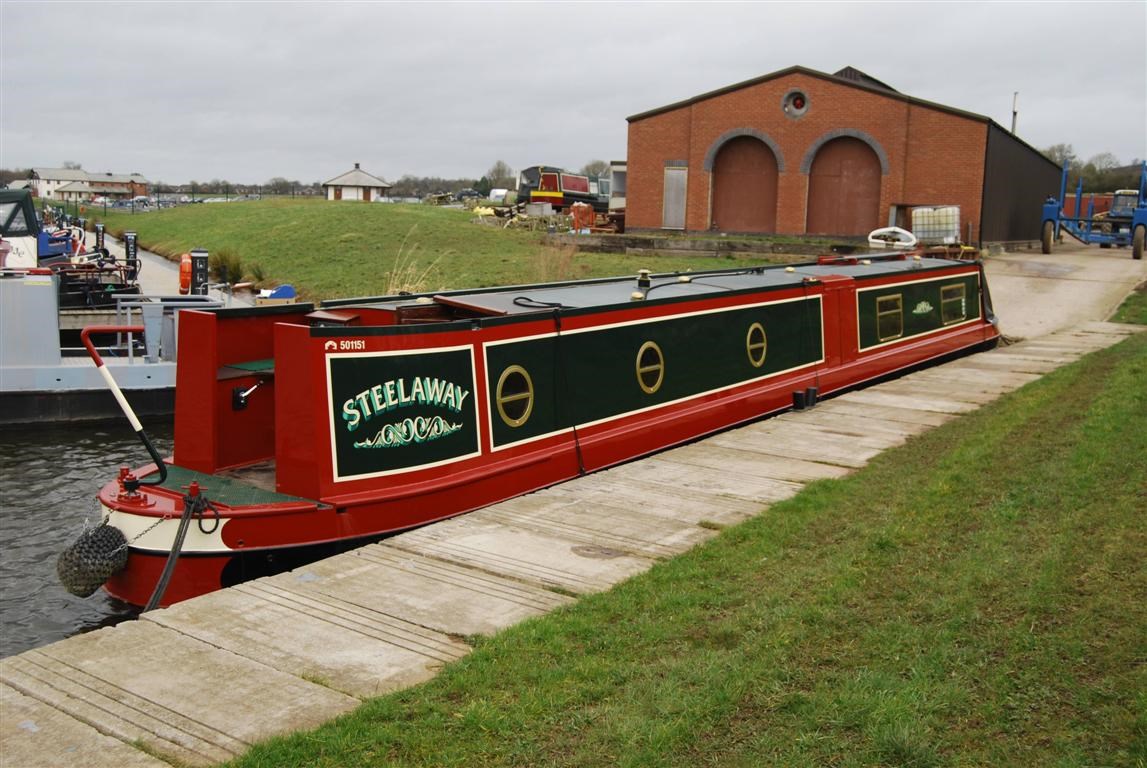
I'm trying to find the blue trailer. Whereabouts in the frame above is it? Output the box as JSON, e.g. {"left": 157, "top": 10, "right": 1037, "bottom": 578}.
{"left": 1040, "top": 161, "right": 1146, "bottom": 260}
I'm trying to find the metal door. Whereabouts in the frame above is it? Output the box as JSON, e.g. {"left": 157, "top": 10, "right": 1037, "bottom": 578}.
{"left": 806, "top": 138, "right": 881, "bottom": 235}
{"left": 712, "top": 136, "right": 778, "bottom": 232}
{"left": 662, "top": 167, "right": 687, "bottom": 230}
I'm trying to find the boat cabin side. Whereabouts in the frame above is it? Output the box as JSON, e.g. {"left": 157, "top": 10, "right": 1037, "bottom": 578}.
{"left": 171, "top": 258, "right": 996, "bottom": 507}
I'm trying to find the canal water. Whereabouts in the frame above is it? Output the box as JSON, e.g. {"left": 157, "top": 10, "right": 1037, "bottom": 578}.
{"left": 0, "top": 418, "right": 173, "bottom": 658}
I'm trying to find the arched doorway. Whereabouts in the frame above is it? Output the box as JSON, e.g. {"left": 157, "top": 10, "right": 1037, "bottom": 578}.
{"left": 805, "top": 137, "right": 881, "bottom": 235}
{"left": 711, "top": 136, "right": 779, "bottom": 233}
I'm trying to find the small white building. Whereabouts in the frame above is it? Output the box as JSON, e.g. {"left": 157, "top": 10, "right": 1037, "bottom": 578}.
{"left": 321, "top": 163, "right": 392, "bottom": 202}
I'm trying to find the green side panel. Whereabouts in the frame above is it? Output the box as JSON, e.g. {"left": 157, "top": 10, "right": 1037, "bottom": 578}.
{"left": 157, "top": 464, "right": 313, "bottom": 506}
{"left": 328, "top": 349, "right": 479, "bottom": 478}
{"left": 857, "top": 274, "right": 980, "bottom": 350}
{"left": 485, "top": 298, "right": 822, "bottom": 447}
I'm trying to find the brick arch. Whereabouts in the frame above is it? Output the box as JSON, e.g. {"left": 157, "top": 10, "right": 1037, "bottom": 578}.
{"left": 703, "top": 128, "right": 785, "bottom": 173}
{"left": 800, "top": 129, "right": 890, "bottom": 175}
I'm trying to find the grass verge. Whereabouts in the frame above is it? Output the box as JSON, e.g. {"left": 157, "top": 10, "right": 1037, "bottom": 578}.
{"left": 89, "top": 199, "right": 800, "bottom": 301}
{"left": 226, "top": 326, "right": 1147, "bottom": 766}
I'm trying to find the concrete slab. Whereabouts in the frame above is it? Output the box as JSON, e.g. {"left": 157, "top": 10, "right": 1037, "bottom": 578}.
{"left": 951, "top": 351, "right": 1065, "bottom": 374}
{"left": 144, "top": 579, "right": 471, "bottom": 699}
{"left": 708, "top": 421, "right": 885, "bottom": 467}
{"left": 546, "top": 471, "right": 764, "bottom": 526}
{"left": 778, "top": 408, "right": 930, "bottom": 440}
{"left": 483, "top": 492, "right": 719, "bottom": 559}
{"left": 386, "top": 515, "right": 656, "bottom": 595}
{"left": 1, "top": 620, "right": 358, "bottom": 766}
{"left": 599, "top": 453, "right": 811, "bottom": 501}
{"left": 765, "top": 418, "right": 910, "bottom": 450}
{"left": 805, "top": 399, "right": 956, "bottom": 428}
{"left": 653, "top": 440, "right": 854, "bottom": 484}
{"left": 0, "top": 684, "right": 168, "bottom": 768}
{"left": 268, "top": 545, "right": 575, "bottom": 637}
{"left": 906, "top": 365, "right": 1042, "bottom": 392}
{"left": 873, "top": 378, "right": 1004, "bottom": 405}
{"left": 834, "top": 388, "right": 980, "bottom": 415}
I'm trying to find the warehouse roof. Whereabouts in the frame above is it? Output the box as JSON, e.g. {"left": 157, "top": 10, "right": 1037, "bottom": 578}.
{"left": 626, "top": 65, "right": 989, "bottom": 125}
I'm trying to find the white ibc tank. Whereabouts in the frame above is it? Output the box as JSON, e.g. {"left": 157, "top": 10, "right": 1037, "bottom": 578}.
{"left": 912, "top": 206, "right": 961, "bottom": 244}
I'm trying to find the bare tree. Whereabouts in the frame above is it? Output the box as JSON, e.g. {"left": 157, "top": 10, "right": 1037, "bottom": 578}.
{"left": 486, "top": 161, "right": 515, "bottom": 189}
{"left": 62, "top": 160, "right": 83, "bottom": 170}
{"left": 579, "top": 160, "right": 609, "bottom": 178}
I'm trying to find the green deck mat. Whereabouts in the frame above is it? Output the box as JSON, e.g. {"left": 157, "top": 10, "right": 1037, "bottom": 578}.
{"left": 153, "top": 463, "right": 314, "bottom": 507}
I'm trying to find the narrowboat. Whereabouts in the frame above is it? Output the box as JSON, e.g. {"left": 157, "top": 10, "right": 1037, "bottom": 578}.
{"left": 517, "top": 165, "right": 610, "bottom": 212}
{"left": 65, "top": 250, "right": 999, "bottom": 608}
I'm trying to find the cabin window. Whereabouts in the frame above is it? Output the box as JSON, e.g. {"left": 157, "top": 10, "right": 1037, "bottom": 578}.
{"left": 496, "top": 365, "right": 534, "bottom": 427}
{"left": 636, "top": 341, "right": 665, "bottom": 394}
{"left": 876, "top": 294, "right": 903, "bottom": 341}
{"left": 746, "top": 322, "right": 768, "bottom": 368}
{"left": 941, "top": 284, "right": 967, "bottom": 325}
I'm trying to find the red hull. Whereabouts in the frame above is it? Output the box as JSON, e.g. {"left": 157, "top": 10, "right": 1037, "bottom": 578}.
{"left": 95, "top": 255, "right": 999, "bottom": 606}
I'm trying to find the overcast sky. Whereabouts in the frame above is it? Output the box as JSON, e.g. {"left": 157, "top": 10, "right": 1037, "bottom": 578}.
{"left": 2, "top": 1, "right": 1144, "bottom": 185}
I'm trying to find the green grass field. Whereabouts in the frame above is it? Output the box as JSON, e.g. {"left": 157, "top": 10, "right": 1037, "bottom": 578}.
{"left": 90, "top": 199, "right": 798, "bottom": 301}
{"left": 220, "top": 305, "right": 1147, "bottom": 767}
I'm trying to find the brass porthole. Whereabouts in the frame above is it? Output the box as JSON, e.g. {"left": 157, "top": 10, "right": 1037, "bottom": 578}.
{"left": 495, "top": 365, "right": 534, "bottom": 427}
{"left": 636, "top": 341, "right": 665, "bottom": 394}
{"left": 746, "top": 322, "right": 767, "bottom": 368}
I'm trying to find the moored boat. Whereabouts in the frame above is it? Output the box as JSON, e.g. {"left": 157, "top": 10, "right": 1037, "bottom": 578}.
{"left": 64, "top": 249, "right": 999, "bottom": 608}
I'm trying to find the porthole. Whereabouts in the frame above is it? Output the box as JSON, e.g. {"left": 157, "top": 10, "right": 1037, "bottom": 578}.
{"left": 746, "top": 322, "right": 767, "bottom": 368}
{"left": 495, "top": 365, "right": 534, "bottom": 427}
{"left": 636, "top": 341, "right": 665, "bottom": 394}
{"left": 782, "top": 89, "right": 810, "bottom": 119}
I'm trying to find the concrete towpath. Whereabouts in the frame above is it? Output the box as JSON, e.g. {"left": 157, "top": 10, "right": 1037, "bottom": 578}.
{"left": 1, "top": 247, "right": 1143, "bottom": 767}
{"left": 96, "top": 233, "right": 254, "bottom": 307}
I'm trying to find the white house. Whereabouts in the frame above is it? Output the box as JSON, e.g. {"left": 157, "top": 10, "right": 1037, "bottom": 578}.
{"left": 30, "top": 168, "right": 88, "bottom": 199}
{"left": 321, "top": 163, "right": 392, "bottom": 202}
{"left": 30, "top": 168, "right": 148, "bottom": 200}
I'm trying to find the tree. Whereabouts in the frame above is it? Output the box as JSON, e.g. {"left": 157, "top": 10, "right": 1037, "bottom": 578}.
{"left": 265, "top": 177, "right": 292, "bottom": 195}
{"left": 62, "top": 160, "right": 83, "bottom": 170}
{"left": 1041, "top": 144, "right": 1076, "bottom": 169}
{"left": 486, "top": 161, "right": 515, "bottom": 189}
{"left": 579, "top": 160, "right": 609, "bottom": 178}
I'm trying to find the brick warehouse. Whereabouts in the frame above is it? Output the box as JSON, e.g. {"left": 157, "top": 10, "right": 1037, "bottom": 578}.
{"left": 625, "top": 65, "right": 1060, "bottom": 245}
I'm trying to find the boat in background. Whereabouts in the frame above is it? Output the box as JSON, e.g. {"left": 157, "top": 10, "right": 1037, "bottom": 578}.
{"left": 65, "top": 248, "right": 1000, "bottom": 608}
{"left": 1, "top": 189, "right": 224, "bottom": 423}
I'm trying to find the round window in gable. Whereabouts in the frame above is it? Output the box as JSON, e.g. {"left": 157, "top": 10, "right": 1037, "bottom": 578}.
{"left": 782, "top": 89, "right": 810, "bottom": 119}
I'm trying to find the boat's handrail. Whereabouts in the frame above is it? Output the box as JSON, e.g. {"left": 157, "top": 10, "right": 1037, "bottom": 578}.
{"left": 109, "top": 294, "right": 225, "bottom": 362}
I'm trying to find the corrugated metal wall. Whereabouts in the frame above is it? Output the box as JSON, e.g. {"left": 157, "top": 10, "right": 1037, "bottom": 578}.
{"left": 981, "top": 125, "right": 1061, "bottom": 242}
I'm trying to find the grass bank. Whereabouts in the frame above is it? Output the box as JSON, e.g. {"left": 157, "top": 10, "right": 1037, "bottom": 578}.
{"left": 90, "top": 200, "right": 799, "bottom": 300}
{"left": 226, "top": 325, "right": 1146, "bottom": 765}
